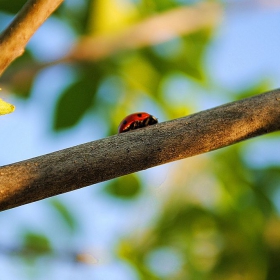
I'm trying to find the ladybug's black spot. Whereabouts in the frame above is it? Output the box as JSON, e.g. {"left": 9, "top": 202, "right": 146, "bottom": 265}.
{"left": 123, "top": 120, "right": 128, "bottom": 125}
{"left": 137, "top": 113, "right": 142, "bottom": 117}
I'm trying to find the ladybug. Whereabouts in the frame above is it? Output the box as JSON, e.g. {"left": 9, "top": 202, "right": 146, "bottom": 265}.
{"left": 118, "top": 112, "right": 158, "bottom": 133}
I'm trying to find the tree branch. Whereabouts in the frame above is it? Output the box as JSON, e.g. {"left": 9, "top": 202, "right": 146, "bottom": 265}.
{"left": 0, "top": 0, "right": 64, "bottom": 77}
{"left": 68, "top": 2, "right": 222, "bottom": 62}
{"left": 1, "top": 89, "right": 280, "bottom": 211}
{"left": 1, "top": 2, "right": 222, "bottom": 89}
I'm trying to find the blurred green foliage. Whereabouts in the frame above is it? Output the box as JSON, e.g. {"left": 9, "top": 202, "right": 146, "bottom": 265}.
{"left": 0, "top": 0, "right": 280, "bottom": 279}
{"left": 0, "top": 0, "right": 27, "bottom": 14}
{"left": 50, "top": 198, "right": 78, "bottom": 233}
{"left": 104, "top": 174, "right": 142, "bottom": 198}
{"left": 53, "top": 64, "right": 104, "bottom": 130}
{"left": 21, "top": 232, "right": 52, "bottom": 259}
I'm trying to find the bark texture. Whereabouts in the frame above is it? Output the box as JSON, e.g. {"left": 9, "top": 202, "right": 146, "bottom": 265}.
{"left": 0, "top": 89, "right": 280, "bottom": 211}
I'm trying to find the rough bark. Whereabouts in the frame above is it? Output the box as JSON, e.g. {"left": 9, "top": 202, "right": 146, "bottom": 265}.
{"left": 0, "top": 89, "right": 280, "bottom": 211}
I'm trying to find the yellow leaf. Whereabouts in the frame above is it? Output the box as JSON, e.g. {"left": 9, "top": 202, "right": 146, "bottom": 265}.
{"left": 0, "top": 98, "right": 15, "bottom": 115}
{"left": 90, "top": 0, "right": 138, "bottom": 35}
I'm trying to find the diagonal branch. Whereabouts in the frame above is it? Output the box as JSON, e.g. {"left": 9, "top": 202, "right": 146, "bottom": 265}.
{"left": 1, "top": 88, "right": 280, "bottom": 211}
{"left": 69, "top": 2, "right": 222, "bottom": 62}
{"left": 0, "top": 0, "right": 64, "bottom": 77}
{"left": 1, "top": 2, "right": 222, "bottom": 89}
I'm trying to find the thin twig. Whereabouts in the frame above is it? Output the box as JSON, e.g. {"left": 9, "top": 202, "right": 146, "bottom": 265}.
{"left": 0, "top": 0, "right": 64, "bottom": 76}
{"left": 0, "top": 89, "right": 280, "bottom": 211}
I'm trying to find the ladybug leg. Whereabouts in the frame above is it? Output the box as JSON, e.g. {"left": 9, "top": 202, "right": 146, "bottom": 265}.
{"left": 132, "top": 121, "right": 139, "bottom": 129}
{"left": 140, "top": 119, "right": 148, "bottom": 128}
{"left": 144, "top": 118, "right": 149, "bottom": 126}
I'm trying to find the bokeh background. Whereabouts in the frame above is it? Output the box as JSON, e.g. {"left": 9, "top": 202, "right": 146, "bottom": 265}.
{"left": 1, "top": 0, "right": 280, "bottom": 279}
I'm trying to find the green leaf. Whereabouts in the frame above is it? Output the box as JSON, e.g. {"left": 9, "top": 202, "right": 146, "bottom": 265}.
{"left": 0, "top": 98, "right": 15, "bottom": 115}
{"left": 142, "top": 0, "right": 177, "bottom": 13}
{"left": 50, "top": 199, "right": 78, "bottom": 232}
{"left": 104, "top": 174, "right": 142, "bottom": 199}
{"left": 0, "top": 0, "right": 27, "bottom": 14}
{"left": 142, "top": 29, "right": 212, "bottom": 82}
{"left": 22, "top": 232, "right": 52, "bottom": 256}
{"left": 53, "top": 75, "right": 99, "bottom": 130}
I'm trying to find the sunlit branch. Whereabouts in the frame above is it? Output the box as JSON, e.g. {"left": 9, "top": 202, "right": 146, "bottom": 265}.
{"left": 1, "top": 2, "right": 222, "bottom": 89}
{"left": 0, "top": 89, "right": 280, "bottom": 211}
{"left": 0, "top": 0, "right": 63, "bottom": 77}
{"left": 67, "top": 2, "right": 222, "bottom": 62}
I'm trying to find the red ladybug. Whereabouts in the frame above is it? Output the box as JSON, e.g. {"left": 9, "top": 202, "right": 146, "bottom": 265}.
{"left": 118, "top": 112, "right": 158, "bottom": 133}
